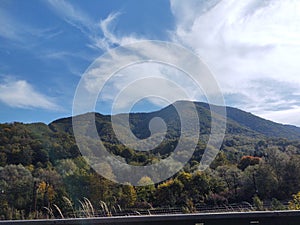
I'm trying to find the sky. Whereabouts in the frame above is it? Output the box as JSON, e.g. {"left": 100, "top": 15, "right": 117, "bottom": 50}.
{"left": 1, "top": 0, "right": 300, "bottom": 127}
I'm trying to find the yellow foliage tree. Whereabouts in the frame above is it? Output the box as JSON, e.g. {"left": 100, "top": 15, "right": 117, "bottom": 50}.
{"left": 289, "top": 192, "right": 300, "bottom": 210}
{"left": 120, "top": 183, "right": 137, "bottom": 207}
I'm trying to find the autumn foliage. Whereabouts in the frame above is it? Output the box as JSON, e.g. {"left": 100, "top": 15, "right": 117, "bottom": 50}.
{"left": 238, "top": 156, "right": 261, "bottom": 170}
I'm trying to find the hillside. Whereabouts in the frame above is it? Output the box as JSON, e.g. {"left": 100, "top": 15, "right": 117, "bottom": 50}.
{"left": 1, "top": 101, "right": 300, "bottom": 220}
{"left": 50, "top": 101, "right": 300, "bottom": 140}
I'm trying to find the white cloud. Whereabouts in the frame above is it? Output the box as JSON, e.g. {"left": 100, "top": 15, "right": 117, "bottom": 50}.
{"left": 0, "top": 78, "right": 60, "bottom": 110}
{"left": 259, "top": 106, "right": 300, "bottom": 126}
{"left": 47, "top": 0, "right": 93, "bottom": 35}
{"left": 96, "top": 12, "right": 141, "bottom": 50}
{"left": 0, "top": 8, "right": 21, "bottom": 41}
{"left": 98, "top": 62, "right": 205, "bottom": 113}
{"left": 170, "top": 0, "right": 300, "bottom": 126}
{"left": 0, "top": 6, "right": 62, "bottom": 56}
{"left": 47, "top": 0, "right": 140, "bottom": 51}
{"left": 96, "top": 12, "right": 122, "bottom": 50}
{"left": 0, "top": 7, "right": 61, "bottom": 44}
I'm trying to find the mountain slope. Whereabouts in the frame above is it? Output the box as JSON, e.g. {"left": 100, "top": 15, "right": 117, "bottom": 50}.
{"left": 225, "top": 106, "right": 300, "bottom": 140}
{"left": 50, "top": 101, "right": 300, "bottom": 141}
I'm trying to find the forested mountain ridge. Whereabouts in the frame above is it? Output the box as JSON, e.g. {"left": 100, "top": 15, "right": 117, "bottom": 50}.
{"left": 1, "top": 101, "right": 300, "bottom": 220}
{"left": 50, "top": 101, "right": 300, "bottom": 140}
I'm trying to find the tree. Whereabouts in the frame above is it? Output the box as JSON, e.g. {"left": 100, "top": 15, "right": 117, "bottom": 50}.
{"left": 0, "top": 164, "right": 33, "bottom": 211}
{"left": 88, "top": 173, "right": 116, "bottom": 207}
{"left": 271, "top": 198, "right": 286, "bottom": 210}
{"left": 55, "top": 159, "right": 77, "bottom": 177}
{"left": 238, "top": 156, "right": 260, "bottom": 171}
{"left": 210, "top": 151, "right": 229, "bottom": 169}
{"left": 33, "top": 167, "right": 65, "bottom": 213}
{"left": 288, "top": 192, "right": 300, "bottom": 210}
{"left": 264, "top": 147, "right": 298, "bottom": 199}
{"left": 119, "top": 183, "right": 137, "bottom": 207}
{"left": 37, "top": 181, "right": 55, "bottom": 209}
{"left": 254, "top": 163, "right": 278, "bottom": 199}
{"left": 253, "top": 195, "right": 264, "bottom": 211}
{"left": 264, "top": 147, "right": 288, "bottom": 178}
{"left": 155, "top": 179, "right": 183, "bottom": 207}
{"left": 136, "top": 176, "right": 155, "bottom": 203}
{"left": 240, "top": 165, "right": 259, "bottom": 200}
{"left": 190, "top": 171, "right": 210, "bottom": 204}
{"left": 175, "top": 172, "right": 193, "bottom": 205}
{"left": 217, "top": 165, "right": 241, "bottom": 201}
{"left": 279, "top": 156, "right": 300, "bottom": 198}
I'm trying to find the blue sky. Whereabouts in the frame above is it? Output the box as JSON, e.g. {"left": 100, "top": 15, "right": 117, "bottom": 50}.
{"left": 1, "top": 0, "right": 300, "bottom": 126}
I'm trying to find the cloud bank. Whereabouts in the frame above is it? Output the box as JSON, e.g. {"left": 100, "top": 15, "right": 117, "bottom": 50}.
{"left": 170, "top": 0, "right": 300, "bottom": 125}
{"left": 0, "top": 78, "right": 59, "bottom": 110}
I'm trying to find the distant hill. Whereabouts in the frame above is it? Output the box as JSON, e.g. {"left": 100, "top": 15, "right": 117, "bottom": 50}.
{"left": 1, "top": 100, "right": 300, "bottom": 169}
{"left": 50, "top": 101, "right": 300, "bottom": 141}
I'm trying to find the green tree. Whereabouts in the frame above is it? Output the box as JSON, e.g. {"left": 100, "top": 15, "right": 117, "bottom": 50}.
{"left": 271, "top": 198, "right": 286, "bottom": 210}
{"left": 88, "top": 173, "right": 116, "bottom": 207}
{"left": 136, "top": 176, "right": 155, "bottom": 203}
{"left": 155, "top": 179, "right": 183, "bottom": 207}
{"left": 253, "top": 195, "right": 264, "bottom": 211}
{"left": 190, "top": 171, "right": 210, "bottom": 204}
{"left": 279, "top": 156, "right": 300, "bottom": 198}
{"left": 210, "top": 151, "right": 229, "bottom": 169}
{"left": 0, "top": 164, "right": 33, "bottom": 211}
{"left": 255, "top": 163, "right": 278, "bottom": 199}
{"left": 217, "top": 165, "right": 241, "bottom": 201}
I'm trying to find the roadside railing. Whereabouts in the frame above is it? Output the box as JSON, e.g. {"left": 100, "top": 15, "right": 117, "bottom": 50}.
{"left": 2, "top": 210, "right": 300, "bottom": 225}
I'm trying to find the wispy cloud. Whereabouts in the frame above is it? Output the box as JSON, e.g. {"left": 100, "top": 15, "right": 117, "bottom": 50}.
{"left": 0, "top": 7, "right": 61, "bottom": 46}
{"left": 0, "top": 77, "right": 60, "bottom": 110}
{"left": 94, "top": 12, "right": 122, "bottom": 50}
{"left": 47, "top": 0, "right": 94, "bottom": 36}
{"left": 47, "top": 0, "right": 140, "bottom": 51}
{"left": 95, "top": 12, "right": 140, "bottom": 50}
{"left": 92, "top": 62, "right": 205, "bottom": 113}
{"left": 0, "top": 8, "right": 21, "bottom": 41}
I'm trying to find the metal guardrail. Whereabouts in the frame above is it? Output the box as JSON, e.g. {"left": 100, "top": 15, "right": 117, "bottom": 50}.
{"left": 2, "top": 210, "right": 300, "bottom": 225}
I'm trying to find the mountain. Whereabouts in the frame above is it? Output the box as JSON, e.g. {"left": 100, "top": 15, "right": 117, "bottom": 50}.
{"left": 1, "top": 100, "right": 300, "bottom": 169}
{"left": 198, "top": 102, "right": 300, "bottom": 140}
{"left": 50, "top": 101, "right": 300, "bottom": 141}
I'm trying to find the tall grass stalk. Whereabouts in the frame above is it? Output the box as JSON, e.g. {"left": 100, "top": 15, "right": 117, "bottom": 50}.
{"left": 84, "top": 197, "right": 95, "bottom": 217}
{"left": 100, "top": 201, "right": 111, "bottom": 216}
{"left": 53, "top": 204, "right": 64, "bottom": 219}
{"left": 62, "top": 196, "right": 76, "bottom": 218}
{"left": 43, "top": 207, "right": 54, "bottom": 219}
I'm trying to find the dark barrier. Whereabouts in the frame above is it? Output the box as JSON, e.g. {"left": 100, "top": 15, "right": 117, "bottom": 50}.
{"left": 1, "top": 210, "right": 300, "bottom": 225}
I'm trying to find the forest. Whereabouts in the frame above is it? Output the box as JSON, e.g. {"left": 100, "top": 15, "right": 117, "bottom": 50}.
{"left": 1, "top": 102, "right": 300, "bottom": 220}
